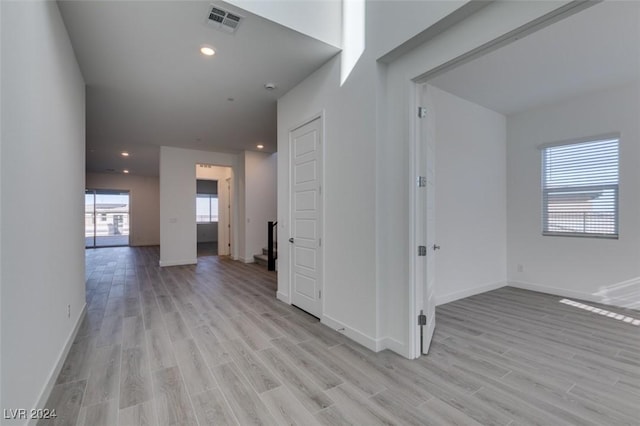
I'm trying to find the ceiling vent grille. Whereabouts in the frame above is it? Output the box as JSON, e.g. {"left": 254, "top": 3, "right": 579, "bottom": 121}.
{"left": 207, "top": 5, "right": 242, "bottom": 34}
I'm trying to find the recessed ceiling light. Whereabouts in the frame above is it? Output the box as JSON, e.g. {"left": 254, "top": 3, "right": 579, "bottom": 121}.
{"left": 121, "top": 151, "right": 129, "bottom": 157}
{"left": 257, "top": 144, "right": 264, "bottom": 149}
{"left": 200, "top": 46, "right": 215, "bottom": 56}
{"left": 123, "top": 169, "right": 129, "bottom": 174}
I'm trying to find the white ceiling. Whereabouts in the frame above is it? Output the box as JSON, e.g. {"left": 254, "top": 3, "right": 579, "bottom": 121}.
{"left": 429, "top": 1, "right": 640, "bottom": 116}
{"left": 58, "top": 1, "right": 340, "bottom": 176}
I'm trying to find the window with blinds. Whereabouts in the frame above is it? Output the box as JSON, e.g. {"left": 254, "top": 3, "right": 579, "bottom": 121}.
{"left": 542, "top": 136, "right": 619, "bottom": 238}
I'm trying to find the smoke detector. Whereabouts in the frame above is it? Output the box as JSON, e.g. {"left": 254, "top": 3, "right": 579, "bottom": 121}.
{"left": 264, "top": 83, "right": 277, "bottom": 91}
{"left": 206, "top": 5, "right": 242, "bottom": 34}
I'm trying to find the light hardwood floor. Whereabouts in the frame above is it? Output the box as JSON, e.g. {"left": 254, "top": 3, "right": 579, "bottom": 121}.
{"left": 40, "top": 246, "right": 640, "bottom": 425}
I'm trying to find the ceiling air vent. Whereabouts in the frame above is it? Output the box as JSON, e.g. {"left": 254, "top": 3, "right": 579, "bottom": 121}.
{"left": 206, "top": 5, "right": 242, "bottom": 34}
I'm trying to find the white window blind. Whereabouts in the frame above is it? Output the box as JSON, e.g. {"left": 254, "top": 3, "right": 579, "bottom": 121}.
{"left": 542, "top": 137, "right": 619, "bottom": 238}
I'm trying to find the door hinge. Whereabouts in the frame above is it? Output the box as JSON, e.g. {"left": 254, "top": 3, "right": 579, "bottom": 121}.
{"left": 319, "top": 238, "right": 321, "bottom": 247}
{"left": 418, "top": 245, "right": 427, "bottom": 256}
{"left": 417, "top": 176, "right": 427, "bottom": 187}
{"left": 418, "top": 106, "right": 427, "bottom": 118}
{"left": 319, "top": 290, "right": 322, "bottom": 299}
{"left": 418, "top": 310, "right": 427, "bottom": 326}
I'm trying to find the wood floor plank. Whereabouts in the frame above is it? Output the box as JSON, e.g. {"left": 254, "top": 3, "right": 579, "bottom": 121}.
{"left": 145, "top": 328, "right": 177, "bottom": 371}
{"left": 227, "top": 315, "right": 271, "bottom": 351}
{"left": 152, "top": 366, "right": 198, "bottom": 426}
{"left": 258, "top": 347, "right": 334, "bottom": 413}
{"left": 325, "top": 383, "right": 397, "bottom": 425}
{"left": 172, "top": 337, "right": 216, "bottom": 396}
{"left": 163, "top": 311, "right": 190, "bottom": 342}
{"left": 37, "top": 380, "right": 86, "bottom": 426}
{"left": 122, "top": 315, "right": 145, "bottom": 349}
{"left": 370, "top": 389, "right": 436, "bottom": 426}
{"left": 298, "top": 340, "right": 385, "bottom": 396}
{"left": 191, "top": 388, "right": 239, "bottom": 426}
{"left": 46, "top": 248, "right": 640, "bottom": 426}
{"left": 261, "top": 386, "right": 322, "bottom": 426}
{"left": 118, "top": 401, "right": 157, "bottom": 426}
{"left": 119, "top": 345, "right": 152, "bottom": 409}
{"left": 78, "top": 399, "right": 118, "bottom": 426}
{"left": 56, "top": 336, "right": 97, "bottom": 384}
{"left": 96, "top": 314, "right": 123, "bottom": 347}
{"left": 261, "top": 312, "right": 313, "bottom": 343}
{"left": 212, "top": 362, "right": 279, "bottom": 426}
{"left": 271, "top": 337, "right": 343, "bottom": 390}
{"left": 83, "top": 343, "right": 121, "bottom": 406}
{"left": 191, "top": 324, "right": 232, "bottom": 367}
{"left": 224, "top": 339, "right": 281, "bottom": 393}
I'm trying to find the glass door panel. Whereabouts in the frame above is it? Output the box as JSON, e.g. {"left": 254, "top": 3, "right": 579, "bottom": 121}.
{"left": 85, "top": 189, "right": 130, "bottom": 247}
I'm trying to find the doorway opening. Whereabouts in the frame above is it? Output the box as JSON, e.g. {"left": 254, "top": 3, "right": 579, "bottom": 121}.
{"left": 409, "top": 1, "right": 627, "bottom": 358}
{"left": 196, "top": 164, "right": 233, "bottom": 257}
{"left": 85, "top": 189, "right": 130, "bottom": 248}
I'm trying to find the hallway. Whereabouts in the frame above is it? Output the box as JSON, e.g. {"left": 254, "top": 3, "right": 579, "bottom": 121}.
{"left": 41, "top": 247, "right": 639, "bottom": 425}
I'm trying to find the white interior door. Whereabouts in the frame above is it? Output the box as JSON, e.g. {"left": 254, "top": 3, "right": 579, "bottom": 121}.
{"left": 290, "top": 117, "right": 323, "bottom": 317}
{"left": 418, "top": 84, "right": 437, "bottom": 355}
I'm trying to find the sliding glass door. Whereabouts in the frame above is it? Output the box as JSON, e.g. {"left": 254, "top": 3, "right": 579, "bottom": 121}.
{"left": 85, "top": 189, "right": 130, "bottom": 248}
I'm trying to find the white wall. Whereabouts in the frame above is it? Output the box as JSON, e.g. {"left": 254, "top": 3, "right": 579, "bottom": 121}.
{"left": 279, "top": 0, "right": 574, "bottom": 357}
{"left": 277, "top": 50, "right": 379, "bottom": 348}
{"left": 226, "top": 0, "right": 342, "bottom": 48}
{"left": 507, "top": 81, "right": 640, "bottom": 305}
{"left": 430, "top": 86, "right": 507, "bottom": 306}
{"left": 243, "top": 151, "right": 277, "bottom": 261}
{"left": 86, "top": 173, "right": 160, "bottom": 246}
{"left": 1, "top": 1, "right": 86, "bottom": 421}
{"left": 159, "top": 147, "right": 238, "bottom": 266}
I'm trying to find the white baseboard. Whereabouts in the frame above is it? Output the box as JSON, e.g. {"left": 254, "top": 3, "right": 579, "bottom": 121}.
{"left": 321, "top": 314, "right": 378, "bottom": 352}
{"left": 508, "top": 280, "right": 608, "bottom": 305}
{"left": 276, "top": 291, "right": 290, "bottom": 304}
{"left": 29, "top": 303, "right": 86, "bottom": 426}
{"left": 378, "top": 337, "right": 408, "bottom": 356}
{"left": 435, "top": 281, "right": 507, "bottom": 306}
{"left": 159, "top": 259, "right": 197, "bottom": 267}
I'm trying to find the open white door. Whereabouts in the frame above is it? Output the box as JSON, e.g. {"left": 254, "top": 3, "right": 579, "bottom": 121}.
{"left": 289, "top": 117, "right": 323, "bottom": 318}
{"left": 417, "top": 84, "right": 437, "bottom": 355}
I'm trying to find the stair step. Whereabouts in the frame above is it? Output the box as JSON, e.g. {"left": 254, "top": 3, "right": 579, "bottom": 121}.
{"left": 254, "top": 254, "right": 268, "bottom": 266}
{"left": 262, "top": 247, "right": 278, "bottom": 256}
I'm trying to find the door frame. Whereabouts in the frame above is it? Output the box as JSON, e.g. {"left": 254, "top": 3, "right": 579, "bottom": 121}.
{"left": 408, "top": 80, "right": 425, "bottom": 359}
{"left": 287, "top": 111, "right": 325, "bottom": 318}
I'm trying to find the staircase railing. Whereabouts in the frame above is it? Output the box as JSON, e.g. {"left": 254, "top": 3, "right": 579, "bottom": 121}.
{"left": 267, "top": 221, "right": 277, "bottom": 271}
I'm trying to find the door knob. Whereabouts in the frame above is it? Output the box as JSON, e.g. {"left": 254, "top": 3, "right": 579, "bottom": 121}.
{"left": 432, "top": 244, "right": 441, "bottom": 250}
{"left": 289, "top": 238, "right": 294, "bottom": 243}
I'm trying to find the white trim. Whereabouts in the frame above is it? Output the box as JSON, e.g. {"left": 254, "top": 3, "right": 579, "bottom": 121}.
{"left": 508, "top": 281, "right": 616, "bottom": 306}
{"left": 159, "top": 259, "right": 197, "bottom": 267}
{"left": 436, "top": 281, "right": 507, "bottom": 306}
{"left": 379, "top": 337, "right": 407, "bottom": 356}
{"left": 536, "top": 132, "right": 620, "bottom": 150}
{"left": 276, "top": 291, "right": 290, "bottom": 304}
{"left": 321, "top": 314, "right": 378, "bottom": 352}
{"left": 29, "top": 303, "right": 87, "bottom": 426}
{"left": 408, "top": 80, "right": 420, "bottom": 359}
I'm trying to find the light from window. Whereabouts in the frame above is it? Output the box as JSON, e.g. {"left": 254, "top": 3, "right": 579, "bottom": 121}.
{"left": 196, "top": 194, "right": 219, "bottom": 223}
{"left": 542, "top": 136, "right": 619, "bottom": 238}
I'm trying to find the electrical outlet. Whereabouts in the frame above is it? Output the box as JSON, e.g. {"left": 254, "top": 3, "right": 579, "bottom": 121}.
{"left": 67, "top": 304, "right": 71, "bottom": 318}
{"left": 517, "top": 264, "right": 524, "bottom": 273}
